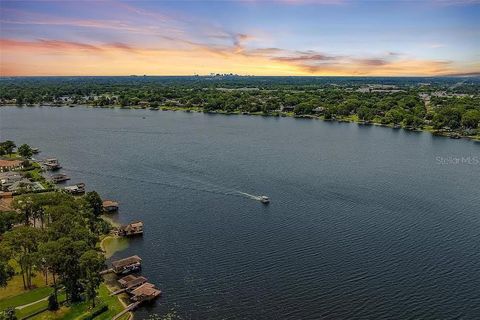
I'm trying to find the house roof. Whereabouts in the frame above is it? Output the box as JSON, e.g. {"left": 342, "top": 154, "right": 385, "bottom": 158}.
{"left": 111, "top": 255, "right": 142, "bottom": 268}
{"left": 8, "top": 179, "right": 33, "bottom": 191}
{"left": 0, "top": 172, "right": 23, "bottom": 178}
{"left": 0, "top": 160, "right": 23, "bottom": 168}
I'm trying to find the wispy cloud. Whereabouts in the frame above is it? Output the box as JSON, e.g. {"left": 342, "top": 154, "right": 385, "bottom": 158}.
{"left": 1, "top": 0, "right": 477, "bottom": 76}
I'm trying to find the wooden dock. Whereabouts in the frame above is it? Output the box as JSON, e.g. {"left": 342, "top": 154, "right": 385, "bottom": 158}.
{"left": 99, "top": 268, "right": 113, "bottom": 275}
{"left": 111, "top": 302, "right": 140, "bottom": 320}
{"left": 110, "top": 288, "right": 127, "bottom": 296}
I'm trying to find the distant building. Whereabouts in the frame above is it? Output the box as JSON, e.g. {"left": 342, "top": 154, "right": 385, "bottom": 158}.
{"left": 313, "top": 107, "right": 325, "bottom": 114}
{"left": 281, "top": 105, "right": 295, "bottom": 112}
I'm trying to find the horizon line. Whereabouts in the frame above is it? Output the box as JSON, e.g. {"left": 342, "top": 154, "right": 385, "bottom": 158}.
{"left": 1, "top": 74, "right": 479, "bottom": 78}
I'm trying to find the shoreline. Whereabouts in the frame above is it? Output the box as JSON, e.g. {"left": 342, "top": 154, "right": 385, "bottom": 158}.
{"left": 2, "top": 103, "right": 479, "bottom": 142}
{"left": 97, "top": 219, "right": 132, "bottom": 318}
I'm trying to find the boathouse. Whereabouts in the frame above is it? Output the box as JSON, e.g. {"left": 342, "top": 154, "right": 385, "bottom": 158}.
{"left": 64, "top": 183, "right": 86, "bottom": 195}
{"left": 103, "top": 200, "right": 119, "bottom": 212}
{"left": 130, "top": 283, "right": 161, "bottom": 302}
{"left": 111, "top": 255, "right": 142, "bottom": 275}
{"left": 118, "top": 274, "right": 148, "bottom": 291}
{"left": 51, "top": 173, "right": 70, "bottom": 183}
{"left": 118, "top": 221, "right": 144, "bottom": 236}
{"left": 43, "top": 158, "right": 61, "bottom": 170}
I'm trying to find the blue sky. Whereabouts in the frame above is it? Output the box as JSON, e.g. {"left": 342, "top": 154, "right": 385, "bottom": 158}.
{"left": 1, "top": 0, "right": 479, "bottom": 76}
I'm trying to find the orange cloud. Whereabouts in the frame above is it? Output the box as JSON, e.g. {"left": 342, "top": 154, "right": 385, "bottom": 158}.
{"left": 0, "top": 37, "right": 476, "bottom": 77}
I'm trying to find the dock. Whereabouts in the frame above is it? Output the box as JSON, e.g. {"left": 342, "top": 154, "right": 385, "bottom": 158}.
{"left": 99, "top": 268, "right": 113, "bottom": 275}
{"left": 64, "top": 182, "right": 85, "bottom": 195}
{"left": 51, "top": 173, "right": 70, "bottom": 183}
{"left": 43, "top": 158, "right": 62, "bottom": 170}
{"left": 109, "top": 287, "right": 127, "bottom": 296}
{"left": 111, "top": 302, "right": 140, "bottom": 320}
{"left": 130, "top": 283, "right": 162, "bottom": 302}
{"left": 110, "top": 275, "right": 148, "bottom": 296}
{"left": 111, "top": 255, "right": 142, "bottom": 275}
{"left": 117, "top": 221, "right": 144, "bottom": 237}
{"left": 103, "top": 200, "right": 119, "bottom": 212}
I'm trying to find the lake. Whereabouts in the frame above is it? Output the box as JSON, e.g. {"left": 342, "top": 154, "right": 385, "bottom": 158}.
{"left": 1, "top": 106, "right": 479, "bottom": 319}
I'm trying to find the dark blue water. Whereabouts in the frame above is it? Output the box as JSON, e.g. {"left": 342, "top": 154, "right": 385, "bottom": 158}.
{"left": 1, "top": 106, "right": 480, "bottom": 319}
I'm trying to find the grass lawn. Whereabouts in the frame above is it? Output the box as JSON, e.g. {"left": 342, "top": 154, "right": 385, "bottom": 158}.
{"left": 0, "top": 286, "right": 53, "bottom": 311}
{"left": 25, "top": 168, "right": 44, "bottom": 181}
{"left": 15, "top": 292, "right": 66, "bottom": 319}
{"left": 2, "top": 153, "right": 22, "bottom": 160}
{"left": 0, "top": 269, "right": 52, "bottom": 300}
{"left": 30, "top": 284, "right": 130, "bottom": 320}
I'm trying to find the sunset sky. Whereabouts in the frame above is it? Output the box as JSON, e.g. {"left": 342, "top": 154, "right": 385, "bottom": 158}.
{"left": 1, "top": 0, "right": 479, "bottom": 76}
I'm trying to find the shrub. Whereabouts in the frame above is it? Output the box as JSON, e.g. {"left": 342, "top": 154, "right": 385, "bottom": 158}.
{"left": 47, "top": 293, "right": 59, "bottom": 311}
{"left": 81, "top": 304, "right": 108, "bottom": 320}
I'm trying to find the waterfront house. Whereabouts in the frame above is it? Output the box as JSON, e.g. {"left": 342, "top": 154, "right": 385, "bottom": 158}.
{"left": 118, "top": 221, "right": 144, "bottom": 237}
{"left": 130, "top": 283, "right": 161, "bottom": 302}
{"left": 103, "top": 200, "right": 119, "bottom": 212}
{"left": 0, "top": 191, "right": 13, "bottom": 199}
{"left": 118, "top": 274, "right": 148, "bottom": 291}
{"left": 313, "top": 107, "right": 325, "bottom": 114}
{"left": 0, "top": 172, "right": 24, "bottom": 191}
{"left": 0, "top": 160, "right": 24, "bottom": 172}
{"left": 111, "top": 255, "right": 142, "bottom": 274}
{"left": 138, "top": 101, "right": 150, "bottom": 108}
{"left": 7, "top": 178, "right": 34, "bottom": 192}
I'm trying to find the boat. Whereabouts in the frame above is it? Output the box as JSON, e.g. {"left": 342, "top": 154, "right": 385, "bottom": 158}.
{"left": 259, "top": 196, "right": 270, "bottom": 204}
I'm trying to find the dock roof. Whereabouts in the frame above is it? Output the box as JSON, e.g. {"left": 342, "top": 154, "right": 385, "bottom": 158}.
{"left": 130, "top": 282, "right": 161, "bottom": 298}
{"left": 111, "top": 255, "right": 142, "bottom": 269}
{"left": 121, "top": 221, "right": 143, "bottom": 231}
{"left": 103, "top": 200, "right": 119, "bottom": 207}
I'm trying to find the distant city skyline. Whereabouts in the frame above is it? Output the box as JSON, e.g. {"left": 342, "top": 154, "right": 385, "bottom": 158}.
{"left": 1, "top": 0, "right": 479, "bottom": 76}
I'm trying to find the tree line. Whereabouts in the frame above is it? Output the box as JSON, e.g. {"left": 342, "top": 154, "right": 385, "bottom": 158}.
{"left": 0, "top": 190, "right": 108, "bottom": 312}
{"left": 1, "top": 77, "right": 479, "bottom": 134}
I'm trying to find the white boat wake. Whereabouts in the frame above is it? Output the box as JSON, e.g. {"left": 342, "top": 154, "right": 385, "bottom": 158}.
{"left": 236, "top": 192, "right": 262, "bottom": 201}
